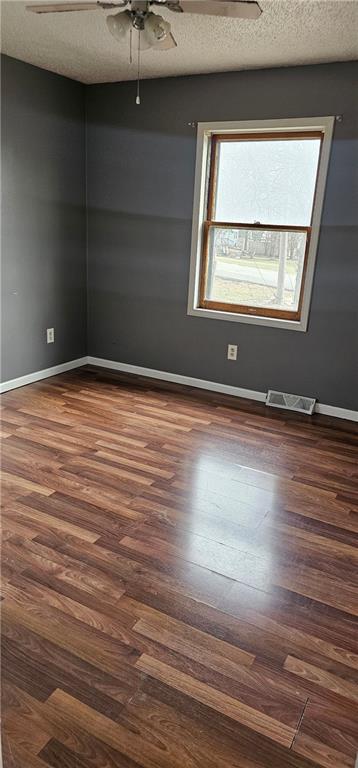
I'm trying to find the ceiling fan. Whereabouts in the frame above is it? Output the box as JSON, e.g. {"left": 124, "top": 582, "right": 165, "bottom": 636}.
{"left": 26, "top": 1, "right": 262, "bottom": 102}
{"left": 27, "top": 1, "right": 262, "bottom": 46}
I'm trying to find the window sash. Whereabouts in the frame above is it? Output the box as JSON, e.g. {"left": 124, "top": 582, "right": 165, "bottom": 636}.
{"left": 198, "top": 222, "right": 311, "bottom": 321}
{"left": 207, "top": 130, "right": 323, "bottom": 224}
{"left": 199, "top": 130, "right": 323, "bottom": 321}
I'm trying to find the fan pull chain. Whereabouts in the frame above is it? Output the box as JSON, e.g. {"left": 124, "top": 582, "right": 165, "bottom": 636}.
{"left": 136, "top": 30, "right": 141, "bottom": 105}
{"left": 129, "top": 28, "right": 133, "bottom": 65}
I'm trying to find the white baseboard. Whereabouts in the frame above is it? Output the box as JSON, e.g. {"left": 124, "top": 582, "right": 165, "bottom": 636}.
{"left": 0, "top": 357, "right": 87, "bottom": 394}
{"left": 87, "top": 356, "right": 358, "bottom": 423}
{"left": 87, "top": 356, "right": 267, "bottom": 403}
{"left": 314, "top": 402, "right": 358, "bottom": 421}
{"left": 1, "top": 355, "right": 356, "bottom": 423}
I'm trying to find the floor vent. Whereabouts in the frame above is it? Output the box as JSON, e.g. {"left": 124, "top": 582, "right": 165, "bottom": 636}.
{"left": 266, "top": 390, "right": 316, "bottom": 415}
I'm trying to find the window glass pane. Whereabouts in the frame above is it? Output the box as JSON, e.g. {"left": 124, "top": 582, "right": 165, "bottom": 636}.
{"left": 214, "top": 138, "right": 321, "bottom": 226}
{"left": 204, "top": 227, "right": 307, "bottom": 313}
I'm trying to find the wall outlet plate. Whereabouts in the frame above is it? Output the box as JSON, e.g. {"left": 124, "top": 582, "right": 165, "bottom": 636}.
{"left": 47, "top": 328, "right": 55, "bottom": 344}
{"left": 227, "top": 344, "right": 238, "bottom": 361}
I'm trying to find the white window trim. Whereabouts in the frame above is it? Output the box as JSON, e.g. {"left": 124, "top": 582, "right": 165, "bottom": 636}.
{"left": 187, "top": 116, "right": 335, "bottom": 332}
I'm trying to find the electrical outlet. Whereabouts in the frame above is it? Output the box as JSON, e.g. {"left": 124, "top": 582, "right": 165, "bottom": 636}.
{"left": 227, "top": 344, "right": 237, "bottom": 361}
{"left": 47, "top": 328, "right": 55, "bottom": 344}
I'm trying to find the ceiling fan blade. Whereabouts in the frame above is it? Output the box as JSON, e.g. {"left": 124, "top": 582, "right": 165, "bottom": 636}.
{"left": 153, "top": 32, "right": 177, "bottom": 49}
{"left": 153, "top": 1, "right": 183, "bottom": 11}
{"left": 178, "top": 1, "right": 262, "bottom": 19}
{"left": 26, "top": 2, "right": 102, "bottom": 13}
{"left": 26, "top": 0, "right": 129, "bottom": 13}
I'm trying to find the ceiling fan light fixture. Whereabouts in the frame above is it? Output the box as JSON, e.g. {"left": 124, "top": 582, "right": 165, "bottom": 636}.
{"left": 143, "top": 12, "right": 171, "bottom": 47}
{"left": 106, "top": 10, "right": 132, "bottom": 41}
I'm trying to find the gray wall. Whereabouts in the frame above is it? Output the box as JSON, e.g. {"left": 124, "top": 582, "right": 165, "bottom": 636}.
{"left": 86, "top": 62, "right": 358, "bottom": 410}
{"left": 2, "top": 58, "right": 357, "bottom": 408}
{"left": 1, "top": 55, "right": 87, "bottom": 382}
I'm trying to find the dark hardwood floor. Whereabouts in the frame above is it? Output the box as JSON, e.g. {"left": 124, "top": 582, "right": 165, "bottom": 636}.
{"left": 1, "top": 365, "right": 358, "bottom": 768}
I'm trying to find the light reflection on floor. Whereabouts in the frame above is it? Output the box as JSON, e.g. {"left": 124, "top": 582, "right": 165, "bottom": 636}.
{"left": 180, "top": 453, "right": 276, "bottom": 592}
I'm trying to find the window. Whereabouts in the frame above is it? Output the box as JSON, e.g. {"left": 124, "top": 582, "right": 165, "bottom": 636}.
{"left": 188, "top": 118, "right": 334, "bottom": 331}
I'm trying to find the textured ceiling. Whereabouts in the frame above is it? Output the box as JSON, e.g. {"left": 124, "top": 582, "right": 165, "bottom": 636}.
{"left": 1, "top": 0, "right": 357, "bottom": 84}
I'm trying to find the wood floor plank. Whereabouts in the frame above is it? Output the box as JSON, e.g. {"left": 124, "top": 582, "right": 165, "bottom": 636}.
{"left": 40, "top": 737, "right": 143, "bottom": 768}
{"left": 1, "top": 470, "right": 53, "bottom": 498}
{"left": 2, "top": 619, "right": 135, "bottom": 717}
{"left": 2, "top": 684, "right": 141, "bottom": 768}
{"left": 133, "top": 613, "right": 255, "bottom": 675}
{"left": 118, "top": 580, "right": 356, "bottom": 670}
{"left": 115, "top": 528, "right": 358, "bottom": 615}
{"left": 33, "top": 530, "right": 234, "bottom": 607}
{"left": 135, "top": 654, "right": 297, "bottom": 747}
{"left": 2, "top": 741, "right": 53, "bottom": 768}
{"left": 1, "top": 596, "right": 141, "bottom": 682}
{"left": 291, "top": 698, "right": 358, "bottom": 768}
{"left": 1, "top": 366, "right": 357, "bottom": 767}
{"left": 46, "top": 687, "right": 206, "bottom": 768}
{"left": 2, "top": 502, "right": 99, "bottom": 543}
{"left": 292, "top": 732, "right": 355, "bottom": 768}
{"left": 284, "top": 655, "right": 358, "bottom": 702}
{"left": 2, "top": 711, "right": 50, "bottom": 757}
{"left": 221, "top": 579, "right": 358, "bottom": 656}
